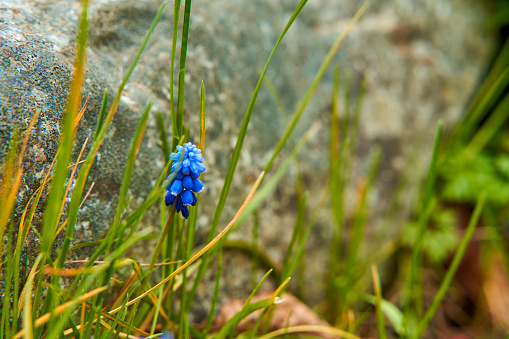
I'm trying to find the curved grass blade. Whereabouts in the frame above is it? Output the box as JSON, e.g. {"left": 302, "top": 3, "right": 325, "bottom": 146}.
{"left": 157, "top": 112, "right": 171, "bottom": 160}
{"left": 213, "top": 300, "right": 270, "bottom": 339}
{"left": 39, "top": 0, "right": 88, "bottom": 259}
{"left": 58, "top": 2, "right": 167, "bottom": 273}
{"left": 107, "top": 171, "right": 264, "bottom": 316}
{"left": 417, "top": 192, "right": 486, "bottom": 337}
{"left": 257, "top": 325, "right": 361, "bottom": 339}
{"left": 371, "top": 265, "right": 388, "bottom": 339}
{"left": 203, "top": 246, "right": 223, "bottom": 336}
{"left": 15, "top": 286, "right": 108, "bottom": 339}
{"left": 186, "top": 0, "right": 310, "bottom": 315}
{"left": 263, "top": 3, "right": 370, "bottom": 173}
{"left": 248, "top": 277, "right": 291, "bottom": 338}
{"left": 206, "top": 0, "right": 309, "bottom": 242}
{"left": 403, "top": 121, "right": 443, "bottom": 327}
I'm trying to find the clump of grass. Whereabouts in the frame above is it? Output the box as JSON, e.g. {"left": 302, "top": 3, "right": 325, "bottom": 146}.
{"left": 1, "top": 0, "right": 506, "bottom": 338}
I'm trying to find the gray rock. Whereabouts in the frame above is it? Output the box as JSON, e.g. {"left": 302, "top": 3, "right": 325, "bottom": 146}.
{"left": 0, "top": 0, "right": 494, "bottom": 322}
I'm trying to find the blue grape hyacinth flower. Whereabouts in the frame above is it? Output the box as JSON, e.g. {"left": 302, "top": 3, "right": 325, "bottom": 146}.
{"left": 164, "top": 142, "right": 205, "bottom": 218}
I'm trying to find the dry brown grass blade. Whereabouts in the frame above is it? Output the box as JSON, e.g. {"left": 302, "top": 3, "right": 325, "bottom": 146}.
{"left": 109, "top": 171, "right": 265, "bottom": 315}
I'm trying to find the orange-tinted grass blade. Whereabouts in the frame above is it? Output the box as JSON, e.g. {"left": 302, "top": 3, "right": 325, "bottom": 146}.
{"left": 63, "top": 304, "right": 150, "bottom": 337}
{"left": 79, "top": 181, "right": 95, "bottom": 209}
{"left": 250, "top": 277, "right": 291, "bottom": 336}
{"left": 0, "top": 107, "right": 39, "bottom": 247}
{"left": 80, "top": 301, "right": 86, "bottom": 336}
{"left": 64, "top": 259, "right": 181, "bottom": 266}
{"left": 54, "top": 137, "right": 89, "bottom": 239}
{"left": 269, "top": 277, "right": 291, "bottom": 306}
{"left": 73, "top": 97, "right": 88, "bottom": 130}
{"left": 99, "top": 318, "right": 147, "bottom": 339}
{"left": 109, "top": 171, "right": 265, "bottom": 315}
{"left": 45, "top": 266, "right": 96, "bottom": 276}
{"left": 371, "top": 264, "right": 387, "bottom": 339}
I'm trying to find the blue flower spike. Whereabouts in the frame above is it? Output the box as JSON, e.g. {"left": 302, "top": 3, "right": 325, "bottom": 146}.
{"left": 164, "top": 142, "right": 205, "bottom": 219}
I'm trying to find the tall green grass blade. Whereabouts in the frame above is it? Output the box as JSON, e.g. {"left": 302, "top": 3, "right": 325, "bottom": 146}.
{"left": 251, "top": 210, "right": 260, "bottom": 288}
{"left": 112, "top": 100, "right": 153, "bottom": 247}
{"left": 37, "top": 0, "right": 89, "bottom": 329}
{"left": 484, "top": 207, "right": 509, "bottom": 275}
{"left": 346, "top": 146, "right": 382, "bottom": 272}
{"left": 263, "top": 76, "right": 288, "bottom": 119}
{"left": 40, "top": 0, "right": 88, "bottom": 260}
{"left": 203, "top": 246, "right": 223, "bottom": 336}
{"left": 341, "top": 71, "right": 351, "bottom": 141}
{"left": 1, "top": 217, "right": 15, "bottom": 338}
{"left": 249, "top": 278, "right": 291, "bottom": 338}
{"left": 64, "top": 3, "right": 167, "bottom": 274}
{"left": 169, "top": 0, "right": 181, "bottom": 146}
{"left": 157, "top": 111, "right": 171, "bottom": 160}
{"left": 264, "top": 3, "right": 369, "bottom": 173}
{"left": 176, "top": 0, "right": 192, "bottom": 137}
{"left": 288, "top": 187, "right": 328, "bottom": 293}
{"left": 403, "top": 121, "right": 443, "bottom": 331}
{"left": 179, "top": 221, "right": 190, "bottom": 339}
{"left": 281, "top": 192, "right": 309, "bottom": 282}
{"left": 189, "top": 0, "right": 310, "bottom": 310}
{"left": 466, "top": 93, "right": 509, "bottom": 155}
{"left": 22, "top": 255, "right": 42, "bottom": 339}
{"left": 417, "top": 192, "right": 486, "bottom": 337}
{"left": 213, "top": 300, "right": 270, "bottom": 339}
{"left": 81, "top": 99, "right": 152, "bottom": 332}
{"left": 150, "top": 287, "right": 164, "bottom": 337}
{"left": 349, "top": 74, "right": 367, "bottom": 156}
{"left": 56, "top": 99, "right": 153, "bottom": 327}
{"left": 93, "top": 89, "right": 108, "bottom": 142}
{"left": 371, "top": 265, "right": 388, "bottom": 339}
{"left": 326, "top": 66, "right": 343, "bottom": 321}
{"left": 207, "top": 0, "right": 309, "bottom": 241}
{"left": 459, "top": 38, "right": 509, "bottom": 141}
{"left": 330, "top": 65, "right": 340, "bottom": 170}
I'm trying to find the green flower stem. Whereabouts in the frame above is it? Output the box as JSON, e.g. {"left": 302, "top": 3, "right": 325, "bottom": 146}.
{"left": 142, "top": 205, "right": 177, "bottom": 288}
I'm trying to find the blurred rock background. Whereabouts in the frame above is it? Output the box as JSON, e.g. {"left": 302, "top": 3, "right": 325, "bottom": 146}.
{"left": 0, "top": 0, "right": 495, "bottom": 321}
